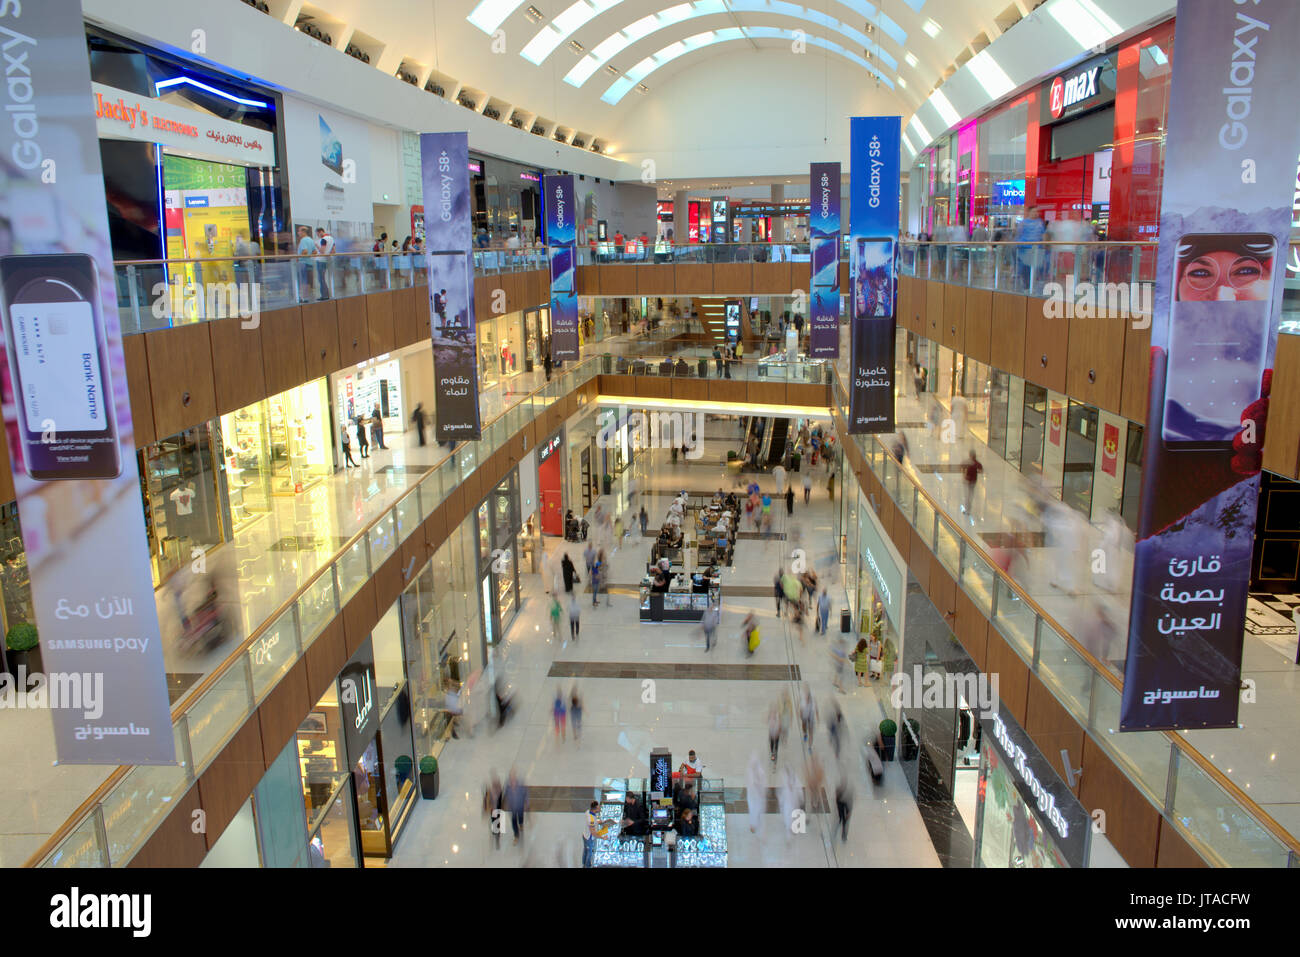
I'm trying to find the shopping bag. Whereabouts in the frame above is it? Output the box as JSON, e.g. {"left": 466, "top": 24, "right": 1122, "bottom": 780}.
{"left": 748, "top": 628, "right": 761, "bottom": 652}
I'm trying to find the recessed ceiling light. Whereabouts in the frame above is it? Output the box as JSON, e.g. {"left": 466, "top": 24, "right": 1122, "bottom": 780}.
{"left": 904, "top": 52, "right": 917, "bottom": 68}
{"left": 897, "top": 76, "right": 907, "bottom": 88}
{"left": 605, "top": 64, "right": 619, "bottom": 75}
{"left": 636, "top": 82, "right": 649, "bottom": 93}
{"left": 525, "top": 5, "right": 544, "bottom": 22}
{"left": 568, "top": 39, "right": 585, "bottom": 53}
{"left": 922, "top": 18, "right": 940, "bottom": 38}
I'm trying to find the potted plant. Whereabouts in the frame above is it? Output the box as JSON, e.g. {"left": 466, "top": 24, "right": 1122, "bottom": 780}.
{"left": 419, "top": 755, "right": 439, "bottom": 799}
{"left": 602, "top": 473, "right": 612, "bottom": 494}
{"left": 6, "top": 622, "right": 40, "bottom": 679}
{"left": 878, "top": 718, "right": 897, "bottom": 762}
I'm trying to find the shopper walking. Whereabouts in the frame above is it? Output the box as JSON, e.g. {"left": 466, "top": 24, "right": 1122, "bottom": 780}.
{"left": 785, "top": 485, "right": 795, "bottom": 516}
{"left": 505, "top": 769, "right": 528, "bottom": 845}
{"left": 583, "top": 541, "right": 596, "bottom": 583}
{"left": 570, "top": 687, "right": 583, "bottom": 745}
{"left": 853, "top": 638, "right": 870, "bottom": 687}
{"left": 834, "top": 774, "right": 854, "bottom": 843}
{"left": 799, "top": 686, "right": 818, "bottom": 754}
{"left": 746, "top": 752, "right": 766, "bottom": 835}
{"left": 774, "top": 567, "right": 785, "bottom": 615}
{"left": 817, "top": 587, "right": 831, "bottom": 635}
{"left": 802, "top": 470, "right": 812, "bottom": 504}
{"left": 354, "top": 416, "right": 370, "bottom": 459}
{"left": 827, "top": 471, "right": 836, "bottom": 501}
{"left": 568, "top": 595, "right": 582, "bottom": 641}
{"left": 549, "top": 594, "right": 562, "bottom": 640}
{"left": 701, "top": 602, "right": 719, "bottom": 652}
{"left": 639, "top": 506, "right": 648, "bottom": 536}
{"left": 961, "top": 450, "right": 984, "bottom": 518}
{"left": 552, "top": 689, "right": 567, "bottom": 742}
{"left": 340, "top": 428, "right": 358, "bottom": 467}
{"left": 370, "top": 403, "right": 387, "bottom": 450}
{"left": 543, "top": 350, "right": 553, "bottom": 382}
{"left": 561, "top": 553, "right": 578, "bottom": 595}
{"left": 411, "top": 402, "right": 427, "bottom": 446}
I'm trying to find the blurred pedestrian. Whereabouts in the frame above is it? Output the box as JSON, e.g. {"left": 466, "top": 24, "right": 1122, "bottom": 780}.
{"left": 639, "top": 505, "right": 648, "bottom": 536}
{"left": 961, "top": 451, "right": 983, "bottom": 518}
{"left": 746, "top": 752, "right": 766, "bottom": 835}
{"left": 701, "top": 602, "right": 719, "bottom": 652}
{"left": 785, "top": 485, "right": 795, "bottom": 515}
{"left": 505, "top": 769, "right": 528, "bottom": 845}
{"left": 802, "top": 470, "right": 812, "bottom": 503}
{"left": 570, "top": 686, "right": 583, "bottom": 745}
{"left": 553, "top": 688, "right": 567, "bottom": 742}
{"left": 561, "top": 553, "right": 578, "bottom": 594}
{"left": 827, "top": 472, "right": 836, "bottom": 501}
{"left": 799, "top": 686, "right": 818, "bottom": 754}
{"left": 817, "top": 587, "right": 831, "bottom": 635}
{"left": 853, "top": 638, "right": 870, "bottom": 687}
{"left": 569, "top": 595, "right": 582, "bottom": 641}
{"left": 549, "top": 594, "right": 562, "bottom": 640}
{"left": 768, "top": 702, "right": 782, "bottom": 762}
{"left": 834, "top": 773, "right": 854, "bottom": 843}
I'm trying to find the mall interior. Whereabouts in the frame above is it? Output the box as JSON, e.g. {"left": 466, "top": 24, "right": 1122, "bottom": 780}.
{"left": 0, "top": 0, "right": 1297, "bottom": 876}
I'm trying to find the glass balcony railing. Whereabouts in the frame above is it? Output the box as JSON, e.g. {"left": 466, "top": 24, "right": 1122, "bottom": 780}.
{"left": 577, "top": 241, "right": 811, "bottom": 265}
{"left": 830, "top": 369, "right": 1300, "bottom": 869}
{"left": 112, "top": 248, "right": 544, "bottom": 336}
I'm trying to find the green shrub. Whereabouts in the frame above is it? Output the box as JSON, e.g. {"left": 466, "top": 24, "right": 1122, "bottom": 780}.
{"left": 6, "top": 622, "right": 37, "bottom": 652}
{"left": 419, "top": 755, "right": 438, "bottom": 775}
{"left": 878, "top": 718, "right": 897, "bottom": 738}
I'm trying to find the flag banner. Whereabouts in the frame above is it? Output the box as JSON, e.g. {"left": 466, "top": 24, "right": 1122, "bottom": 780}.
{"left": 1121, "top": 0, "right": 1300, "bottom": 730}
{"left": 848, "top": 116, "right": 901, "bottom": 434}
{"left": 421, "top": 132, "right": 481, "bottom": 441}
{"left": 545, "top": 174, "right": 579, "bottom": 361}
{"left": 809, "top": 162, "right": 841, "bottom": 358}
{"left": 0, "top": 0, "right": 174, "bottom": 763}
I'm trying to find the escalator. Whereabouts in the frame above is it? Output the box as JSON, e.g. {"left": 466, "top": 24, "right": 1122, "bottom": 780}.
{"left": 765, "top": 417, "right": 790, "bottom": 466}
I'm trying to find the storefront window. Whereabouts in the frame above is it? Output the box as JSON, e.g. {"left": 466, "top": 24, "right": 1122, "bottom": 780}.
{"left": 335, "top": 358, "right": 404, "bottom": 447}
{"left": 139, "top": 423, "right": 225, "bottom": 586}
{"left": 220, "top": 380, "right": 331, "bottom": 530}
{"left": 478, "top": 312, "right": 526, "bottom": 391}
{"left": 1020, "top": 383, "right": 1047, "bottom": 477}
{"left": 977, "top": 744, "right": 1069, "bottom": 868}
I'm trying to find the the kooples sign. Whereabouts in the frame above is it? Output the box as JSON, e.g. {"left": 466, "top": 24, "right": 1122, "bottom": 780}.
{"left": 1043, "top": 54, "right": 1115, "bottom": 123}
{"left": 982, "top": 710, "right": 1090, "bottom": 867}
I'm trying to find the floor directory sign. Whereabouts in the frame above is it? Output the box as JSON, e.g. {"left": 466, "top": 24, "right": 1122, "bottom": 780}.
{"left": 809, "top": 162, "right": 841, "bottom": 358}
{"left": 1121, "top": 0, "right": 1300, "bottom": 730}
{"left": 421, "top": 132, "right": 482, "bottom": 442}
{"left": 0, "top": 0, "right": 174, "bottom": 763}
{"left": 848, "top": 116, "right": 901, "bottom": 434}
{"left": 545, "top": 174, "right": 579, "bottom": 361}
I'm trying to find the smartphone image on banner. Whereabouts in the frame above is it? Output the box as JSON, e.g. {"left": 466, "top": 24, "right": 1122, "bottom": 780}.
{"left": 0, "top": 254, "right": 121, "bottom": 480}
{"left": 811, "top": 237, "right": 839, "bottom": 291}
{"left": 549, "top": 246, "right": 574, "bottom": 293}
{"left": 852, "top": 238, "right": 894, "bottom": 320}
{"left": 1162, "top": 233, "right": 1275, "bottom": 451}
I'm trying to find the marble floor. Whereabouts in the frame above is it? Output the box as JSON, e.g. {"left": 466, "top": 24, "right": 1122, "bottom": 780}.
{"left": 390, "top": 437, "right": 944, "bottom": 868}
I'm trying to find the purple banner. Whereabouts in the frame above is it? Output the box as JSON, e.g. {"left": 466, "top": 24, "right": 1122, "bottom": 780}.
{"left": 1121, "top": 0, "right": 1300, "bottom": 730}
{"left": 545, "top": 174, "right": 579, "bottom": 361}
{"left": 0, "top": 0, "right": 174, "bottom": 763}
{"left": 848, "top": 117, "right": 901, "bottom": 434}
{"left": 809, "top": 162, "right": 841, "bottom": 358}
{"left": 421, "top": 133, "right": 481, "bottom": 441}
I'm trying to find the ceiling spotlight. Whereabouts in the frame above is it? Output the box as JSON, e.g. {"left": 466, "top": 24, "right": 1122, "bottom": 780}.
{"left": 525, "top": 5, "right": 544, "bottom": 22}
{"left": 568, "top": 39, "right": 584, "bottom": 53}
{"left": 636, "top": 83, "right": 649, "bottom": 93}
{"left": 605, "top": 64, "right": 619, "bottom": 75}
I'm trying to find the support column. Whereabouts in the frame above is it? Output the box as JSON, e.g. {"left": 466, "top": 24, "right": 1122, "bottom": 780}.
{"left": 770, "top": 184, "right": 785, "bottom": 242}
{"left": 672, "top": 190, "right": 689, "bottom": 245}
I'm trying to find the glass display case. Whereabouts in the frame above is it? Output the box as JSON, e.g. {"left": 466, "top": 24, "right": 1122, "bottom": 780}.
{"left": 639, "top": 578, "right": 720, "bottom": 622}
{"left": 590, "top": 776, "right": 727, "bottom": 868}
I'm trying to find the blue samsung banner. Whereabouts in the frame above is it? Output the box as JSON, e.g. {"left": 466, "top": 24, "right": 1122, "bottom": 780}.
{"left": 0, "top": 0, "right": 175, "bottom": 763}
{"left": 1120, "top": 0, "right": 1300, "bottom": 730}
{"left": 421, "top": 133, "right": 481, "bottom": 441}
{"left": 809, "top": 162, "right": 841, "bottom": 358}
{"left": 545, "top": 174, "right": 579, "bottom": 361}
{"left": 847, "top": 116, "right": 901, "bottom": 434}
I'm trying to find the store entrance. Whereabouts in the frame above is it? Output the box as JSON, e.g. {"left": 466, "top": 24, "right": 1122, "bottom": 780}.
{"left": 539, "top": 436, "right": 563, "bottom": 537}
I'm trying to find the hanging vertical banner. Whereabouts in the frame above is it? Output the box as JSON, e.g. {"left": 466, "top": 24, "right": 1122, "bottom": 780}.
{"left": 0, "top": 0, "right": 174, "bottom": 763}
{"left": 421, "top": 132, "right": 481, "bottom": 441}
{"left": 809, "top": 162, "right": 841, "bottom": 358}
{"left": 1121, "top": 0, "right": 1300, "bottom": 731}
{"left": 848, "top": 116, "right": 901, "bottom": 433}
{"left": 545, "top": 174, "right": 579, "bottom": 361}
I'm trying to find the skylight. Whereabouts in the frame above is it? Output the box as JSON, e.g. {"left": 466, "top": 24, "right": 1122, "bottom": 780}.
{"left": 467, "top": 0, "right": 527, "bottom": 34}
{"left": 567, "top": 0, "right": 898, "bottom": 87}
{"left": 601, "top": 25, "right": 892, "bottom": 103}
{"left": 967, "top": 50, "right": 1013, "bottom": 99}
{"left": 1048, "top": 0, "right": 1121, "bottom": 52}
{"left": 908, "top": 113, "right": 932, "bottom": 145}
{"left": 904, "top": 52, "right": 917, "bottom": 67}
{"left": 930, "top": 90, "right": 960, "bottom": 128}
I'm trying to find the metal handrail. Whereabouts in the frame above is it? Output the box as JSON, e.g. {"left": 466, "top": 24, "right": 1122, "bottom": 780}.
{"left": 828, "top": 368, "right": 1300, "bottom": 861}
